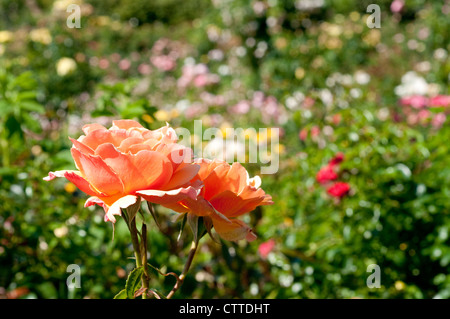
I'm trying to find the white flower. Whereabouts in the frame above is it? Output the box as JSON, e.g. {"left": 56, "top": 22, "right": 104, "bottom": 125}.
{"left": 320, "top": 89, "right": 333, "bottom": 106}
{"left": 354, "top": 70, "right": 371, "bottom": 85}
{"left": 56, "top": 57, "right": 77, "bottom": 76}
{"left": 394, "top": 71, "right": 428, "bottom": 97}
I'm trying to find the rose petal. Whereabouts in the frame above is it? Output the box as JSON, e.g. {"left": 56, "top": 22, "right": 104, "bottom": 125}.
{"left": 137, "top": 186, "right": 198, "bottom": 207}
{"left": 225, "top": 162, "right": 249, "bottom": 194}
{"left": 131, "top": 150, "right": 173, "bottom": 189}
{"left": 71, "top": 147, "right": 124, "bottom": 196}
{"left": 111, "top": 119, "right": 144, "bottom": 130}
{"left": 70, "top": 137, "right": 95, "bottom": 155}
{"left": 117, "top": 137, "right": 145, "bottom": 153}
{"left": 202, "top": 161, "right": 232, "bottom": 200}
{"left": 43, "top": 170, "right": 78, "bottom": 181}
{"left": 85, "top": 196, "right": 107, "bottom": 210}
{"left": 80, "top": 129, "right": 129, "bottom": 151}
{"left": 211, "top": 217, "right": 256, "bottom": 242}
{"left": 95, "top": 143, "right": 173, "bottom": 193}
{"left": 64, "top": 171, "right": 101, "bottom": 196}
{"left": 106, "top": 195, "right": 139, "bottom": 223}
{"left": 82, "top": 123, "right": 107, "bottom": 135}
{"left": 162, "top": 162, "right": 200, "bottom": 190}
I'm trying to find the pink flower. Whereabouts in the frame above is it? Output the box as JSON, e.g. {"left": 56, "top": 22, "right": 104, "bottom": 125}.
{"left": 150, "top": 55, "right": 176, "bottom": 71}
{"left": 98, "top": 58, "right": 109, "bottom": 70}
{"left": 118, "top": 59, "right": 131, "bottom": 71}
{"left": 417, "top": 109, "right": 431, "bottom": 122}
{"left": 185, "top": 103, "right": 207, "bottom": 119}
{"left": 399, "top": 95, "right": 429, "bottom": 109}
{"left": 303, "top": 97, "right": 315, "bottom": 108}
{"left": 332, "top": 114, "right": 342, "bottom": 125}
{"left": 251, "top": 91, "right": 265, "bottom": 108}
{"left": 311, "top": 126, "right": 320, "bottom": 138}
{"left": 177, "top": 63, "right": 219, "bottom": 88}
{"left": 138, "top": 63, "right": 152, "bottom": 75}
{"left": 327, "top": 182, "right": 350, "bottom": 198}
{"left": 110, "top": 53, "right": 121, "bottom": 63}
{"left": 193, "top": 74, "right": 209, "bottom": 87}
{"left": 407, "top": 113, "right": 419, "bottom": 125}
{"left": 200, "top": 92, "right": 226, "bottom": 106}
{"left": 432, "top": 113, "right": 447, "bottom": 128}
{"left": 230, "top": 100, "right": 251, "bottom": 114}
{"left": 299, "top": 128, "right": 308, "bottom": 141}
{"left": 429, "top": 95, "right": 450, "bottom": 107}
{"left": 258, "top": 239, "right": 275, "bottom": 259}
{"left": 390, "top": 0, "right": 404, "bottom": 13}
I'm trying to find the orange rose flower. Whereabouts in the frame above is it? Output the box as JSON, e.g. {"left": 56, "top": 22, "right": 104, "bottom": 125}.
{"left": 44, "top": 120, "right": 200, "bottom": 223}
{"left": 140, "top": 158, "right": 273, "bottom": 241}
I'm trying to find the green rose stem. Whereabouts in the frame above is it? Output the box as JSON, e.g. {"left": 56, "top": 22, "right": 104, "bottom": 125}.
{"left": 124, "top": 206, "right": 150, "bottom": 299}
{"left": 166, "top": 238, "right": 199, "bottom": 299}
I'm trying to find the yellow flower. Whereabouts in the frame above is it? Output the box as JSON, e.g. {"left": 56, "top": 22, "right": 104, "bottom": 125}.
{"left": 0, "top": 30, "right": 13, "bottom": 43}
{"left": 276, "top": 144, "right": 285, "bottom": 154}
{"left": 275, "top": 37, "right": 288, "bottom": 50}
{"left": 395, "top": 281, "right": 405, "bottom": 291}
{"left": 326, "top": 24, "right": 342, "bottom": 37}
{"left": 350, "top": 11, "right": 360, "bottom": 22}
{"left": 284, "top": 217, "right": 293, "bottom": 227}
{"left": 154, "top": 110, "right": 170, "bottom": 122}
{"left": 30, "top": 28, "right": 52, "bottom": 45}
{"left": 95, "top": 16, "right": 112, "bottom": 26}
{"left": 53, "top": 0, "right": 83, "bottom": 12}
{"left": 295, "top": 67, "right": 305, "bottom": 80}
{"left": 220, "top": 122, "right": 233, "bottom": 137}
{"left": 363, "top": 29, "right": 381, "bottom": 46}
{"left": 170, "top": 109, "right": 179, "bottom": 119}
{"left": 142, "top": 114, "right": 154, "bottom": 123}
{"left": 64, "top": 182, "right": 77, "bottom": 193}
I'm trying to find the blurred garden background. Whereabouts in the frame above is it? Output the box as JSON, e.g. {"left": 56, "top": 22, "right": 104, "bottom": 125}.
{"left": 0, "top": 0, "right": 449, "bottom": 299}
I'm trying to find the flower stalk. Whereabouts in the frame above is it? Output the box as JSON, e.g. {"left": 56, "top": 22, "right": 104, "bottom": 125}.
{"left": 126, "top": 206, "right": 150, "bottom": 299}
{"left": 166, "top": 239, "right": 199, "bottom": 299}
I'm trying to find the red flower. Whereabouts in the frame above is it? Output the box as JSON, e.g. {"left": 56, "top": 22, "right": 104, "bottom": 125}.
{"left": 329, "top": 152, "right": 345, "bottom": 166}
{"left": 327, "top": 182, "right": 350, "bottom": 198}
{"left": 316, "top": 164, "right": 338, "bottom": 184}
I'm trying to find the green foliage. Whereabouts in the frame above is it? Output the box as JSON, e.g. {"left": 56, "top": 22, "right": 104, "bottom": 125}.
{"left": 125, "top": 266, "right": 143, "bottom": 299}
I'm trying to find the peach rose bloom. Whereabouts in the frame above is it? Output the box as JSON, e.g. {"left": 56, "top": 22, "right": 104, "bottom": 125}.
{"left": 141, "top": 158, "right": 273, "bottom": 241}
{"left": 44, "top": 120, "right": 200, "bottom": 223}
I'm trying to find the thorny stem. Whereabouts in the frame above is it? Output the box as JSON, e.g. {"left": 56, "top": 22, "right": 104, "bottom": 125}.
{"left": 166, "top": 239, "right": 199, "bottom": 299}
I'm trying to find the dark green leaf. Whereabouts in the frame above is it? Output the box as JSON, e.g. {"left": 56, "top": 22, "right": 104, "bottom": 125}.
{"left": 125, "top": 266, "right": 143, "bottom": 299}
{"left": 113, "top": 289, "right": 127, "bottom": 299}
